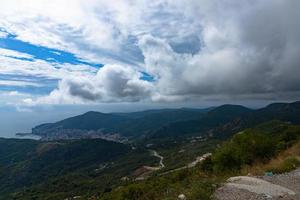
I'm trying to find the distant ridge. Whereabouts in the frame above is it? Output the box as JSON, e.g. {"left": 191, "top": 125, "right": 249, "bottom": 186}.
{"left": 31, "top": 101, "right": 300, "bottom": 141}
{"left": 150, "top": 101, "right": 300, "bottom": 139}
{"left": 32, "top": 107, "right": 210, "bottom": 140}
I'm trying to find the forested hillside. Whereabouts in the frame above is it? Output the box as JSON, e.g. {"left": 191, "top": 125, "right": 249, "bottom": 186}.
{"left": 1, "top": 102, "right": 300, "bottom": 199}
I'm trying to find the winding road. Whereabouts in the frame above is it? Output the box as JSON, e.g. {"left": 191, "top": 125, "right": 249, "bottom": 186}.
{"left": 151, "top": 150, "right": 165, "bottom": 168}
{"left": 135, "top": 150, "right": 211, "bottom": 180}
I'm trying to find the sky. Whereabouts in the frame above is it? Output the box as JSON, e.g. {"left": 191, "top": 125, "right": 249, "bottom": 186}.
{"left": 0, "top": 0, "right": 300, "bottom": 137}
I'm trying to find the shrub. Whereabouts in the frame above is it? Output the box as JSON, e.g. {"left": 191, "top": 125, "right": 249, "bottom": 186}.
{"left": 200, "top": 157, "right": 213, "bottom": 172}
{"left": 212, "top": 132, "right": 277, "bottom": 172}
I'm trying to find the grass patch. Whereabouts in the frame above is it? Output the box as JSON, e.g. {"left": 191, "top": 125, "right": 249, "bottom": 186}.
{"left": 242, "top": 140, "right": 300, "bottom": 175}
{"left": 100, "top": 168, "right": 228, "bottom": 200}
{"left": 266, "top": 156, "right": 300, "bottom": 174}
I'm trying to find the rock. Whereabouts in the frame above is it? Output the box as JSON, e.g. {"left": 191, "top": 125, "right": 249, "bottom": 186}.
{"left": 121, "top": 176, "right": 130, "bottom": 181}
{"left": 178, "top": 194, "right": 186, "bottom": 200}
{"left": 226, "top": 176, "right": 296, "bottom": 196}
{"left": 214, "top": 168, "right": 300, "bottom": 200}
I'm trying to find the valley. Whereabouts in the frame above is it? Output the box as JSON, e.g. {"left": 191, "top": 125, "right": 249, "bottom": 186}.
{"left": 1, "top": 1, "right": 299, "bottom": 199}
{"left": 0, "top": 101, "right": 299, "bottom": 199}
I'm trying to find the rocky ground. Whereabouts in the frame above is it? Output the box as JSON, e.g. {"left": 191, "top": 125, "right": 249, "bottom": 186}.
{"left": 214, "top": 168, "right": 300, "bottom": 200}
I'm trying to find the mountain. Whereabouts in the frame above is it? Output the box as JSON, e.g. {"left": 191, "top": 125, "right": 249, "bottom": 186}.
{"left": 242, "top": 101, "right": 300, "bottom": 126}
{"left": 149, "top": 101, "right": 300, "bottom": 140}
{"left": 5, "top": 120, "right": 300, "bottom": 200}
{"left": 100, "top": 120, "right": 300, "bottom": 200}
{"left": 31, "top": 108, "right": 211, "bottom": 140}
{"left": 30, "top": 101, "right": 300, "bottom": 141}
{"left": 113, "top": 108, "right": 211, "bottom": 137}
{"left": 0, "top": 138, "right": 157, "bottom": 200}
{"left": 149, "top": 104, "right": 252, "bottom": 139}
{"left": 32, "top": 111, "right": 131, "bottom": 141}
{"left": 2, "top": 101, "right": 300, "bottom": 199}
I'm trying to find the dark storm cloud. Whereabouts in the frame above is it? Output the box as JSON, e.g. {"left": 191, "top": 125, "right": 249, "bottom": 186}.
{"left": 22, "top": 0, "right": 300, "bottom": 104}
{"left": 135, "top": 0, "right": 300, "bottom": 102}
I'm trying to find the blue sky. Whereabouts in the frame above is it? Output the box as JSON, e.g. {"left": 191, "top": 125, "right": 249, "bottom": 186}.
{"left": 0, "top": 32, "right": 102, "bottom": 67}
{"left": 0, "top": 0, "right": 299, "bottom": 136}
{"left": 0, "top": 31, "right": 102, "bottom": 95}
{"left": 0, "top": 27, "right": 155, "bottom": 103}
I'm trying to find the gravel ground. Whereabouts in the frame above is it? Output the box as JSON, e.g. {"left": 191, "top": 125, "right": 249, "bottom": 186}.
{"left": 260, "top": 168, "right": 300, "bottom": 194}
{"left": 214, "top": 168, "right": 300, "bottom": 200}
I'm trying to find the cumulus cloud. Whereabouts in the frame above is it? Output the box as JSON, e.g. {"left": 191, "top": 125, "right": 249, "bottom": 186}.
{"left": 1, "top": 0, "right": 300, "bottom": 105}
{"left": 0, "top": 90, "right": 32, "bottom": 106}
{"left": 138, "top": 0, "right": 300, "bottom": 101}
{"left": 27, "top": 64, "right": 153, "bottom": 104}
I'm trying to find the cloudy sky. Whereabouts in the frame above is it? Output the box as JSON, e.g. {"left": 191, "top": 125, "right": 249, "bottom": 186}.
{"left": 0, "top": 0, "right": 300, "bottom": 136}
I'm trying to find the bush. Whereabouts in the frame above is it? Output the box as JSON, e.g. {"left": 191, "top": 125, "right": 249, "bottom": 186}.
{"left": 212, "top": 132, "right": 277, "bottom": 172}
{"left": 200, "top": 157, "right": 213, "bottom": 172}
{"left": 121, "top": 185, "right": 145, "bottom": 200}
{"left": 211, "top": 121, "right": 300, "bottom": 172}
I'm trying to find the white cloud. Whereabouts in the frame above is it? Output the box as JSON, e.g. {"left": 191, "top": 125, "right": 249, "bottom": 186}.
{"left": 0, "top": 49, "right": 97, "bottom": 80}
{"left": 137, "top": 1, "right": 300, "bottom": 101}
{"left": 0, "top": 80, "right": 42, "bottom": 87}
{"left": 0, "top": 0, "right": 204, "bottom": 65}
{"left": 0, "top": 0, "right": 300, "bottom": 105}
{"left": 0, "top": 48, "right": 33, "bottom": 59}
{"left": 6, "top": 91, "right": 26, "bottom": 96}
{"left": 0, "top": 0, "right": 141, "bottom": 65}
{"left": 0, "top": 31, "right": 8, "bottom": 38}
{"left": 27, "top": 64, "right": 153, "bottom": 105}
{"left": 0, "top": 90, "right": 33, "bottom": 106}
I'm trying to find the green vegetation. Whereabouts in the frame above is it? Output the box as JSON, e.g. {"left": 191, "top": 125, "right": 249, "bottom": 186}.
{"left": 0, "top": 139, "right": 158, "bottom": 200}
{"left": 211, "top": 121, "right": 300, "bottom": 172}
{"left": 1, "top": 101, "right": 300, "bottom": 199}
{"left": 1, "top": 120, "right": 299, "bottom": 200}
{"left": 99, "top": 121, "right": 300, "bottom": 200}
{"left": 151, "top": 101, "right": 300, "bottom": 139}
{"left": 267, "top": 156, "right": 300, "bottom": 174}
{"left": 33, "top": 101, "right": 300, "bottom": 141}
{"left": 155, "top": 139, "right": 219, "bottom": 171}
{"left": 33, "top": 108, "right": 208, "bottom": 138}
{"left": 212, "top": 131, "right": 276, "bottom": 171}
{"left": 100, "top": 168, "right": 223, "bottom": 200}
{"left": 149, "top": 105, "right": 252, "bottom": 139}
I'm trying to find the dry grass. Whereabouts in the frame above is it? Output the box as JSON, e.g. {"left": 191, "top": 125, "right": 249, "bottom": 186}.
{"left": 242, "top": 140, "right": 300, "bottom": 175}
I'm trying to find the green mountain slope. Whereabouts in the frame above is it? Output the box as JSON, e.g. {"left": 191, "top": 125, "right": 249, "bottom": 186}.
{"left": 99, "top": 121, "right": 300, "bottom": 200}
{"left": 32, "top": 108, "right": 210, "bottom": 139}
{"left": 149, "top": 101, "right": 300, "bottom": 140}
{"left": 2, "top": 101, "right": 299, "bottom": 199}
{"left": 32, "top": 101, "right": 300, "bottom": 142}
{"left": 0, "top": 138, "right": 157, "bottom": 200}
